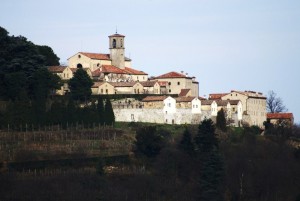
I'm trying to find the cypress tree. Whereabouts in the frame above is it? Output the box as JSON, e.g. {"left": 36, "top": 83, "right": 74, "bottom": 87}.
{"left": 194, "top": 118, "right": 225, "bottom": 201}
{"left": 216, "top": 108, "right": 227, "bottom": 132}
{"left": 104, "top": 98, "right": 115, "bottom": 126}
{"left": 97, "top": 96, "right": 104, "bottom": 125}
{"left": 194, "top": 118, "right": 218, "bottom": 153}
{"left": 178, "top": 127, "right": 195, "bottom": 156}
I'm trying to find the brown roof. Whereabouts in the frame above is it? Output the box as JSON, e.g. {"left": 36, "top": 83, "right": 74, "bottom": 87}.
{"left": 229, "top": 100, "right": 240, "bottom": 105}
{"left": 199, "top": 96, "right": 207, "bottom": 100}
{"left": 142, "top": 96, "right": 167, "bottom": 102}
{"left": 201, "top": 100, "right": 214, "bottom": 105}
{"left": 176, "top": 97, "right": 195, "bottom": 102}
{"left": 109, "top": 82, "right": 138, "bottom": 87}
{"left": 140, "top": 81, "right": 157, "bottom": 87}
{"left": 155, "top": 71, "right": 188, "bottom": 79}
{"left": 124, "top": 67, "right": 148, "bottom": 75}
{"left": 179, "top": 89, "right": 191, "bottom": 97}
{"left": 108, "top": 33, "right": 125, "bottom": 37}
{"left": 92, "top": 82, "right": 105, "bottom": 88}
{"left": 215, "top": 100, "right": 230, "bottom": 106}
{"left": 80, "top": 52, "right": 111, "bottom": 60}
{"left": 267, "top": 113, "right": 294, "bottom": 119}
{"left": 230, "top": 90, "right": 266, "bottom": 99}
{"left": 70, "top": 68, "right": 90, "bottom": 73}
{"left": 209, "top": 93, "right": 228, "bottom": 100}
{"left": 48, "top": 66, "right": 67, "bottom": 73}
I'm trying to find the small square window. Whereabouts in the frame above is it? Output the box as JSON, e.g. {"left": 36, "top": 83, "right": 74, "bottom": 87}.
{"left": 168, "top": 82, "right": 171, "bottom": 85}
{"left": 177, "top": 82, "right": 180, "bottom": 85}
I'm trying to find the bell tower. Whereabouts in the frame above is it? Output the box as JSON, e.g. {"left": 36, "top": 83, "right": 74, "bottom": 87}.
{"left": 109, "top": 33, "right": 125, "bottom": 69}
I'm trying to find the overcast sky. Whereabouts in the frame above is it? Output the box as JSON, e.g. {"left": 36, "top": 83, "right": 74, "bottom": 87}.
{"left": 1, "top": 0, "right": 300, "bottom": 123}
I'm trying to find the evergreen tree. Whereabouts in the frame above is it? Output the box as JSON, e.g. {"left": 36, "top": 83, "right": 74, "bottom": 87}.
{"left": 134, "top": 126, "right": 166, "bottom": 158}
{"left": 65, "top": 97, "right": 77, "bottom": 125}
{"left": 216, "top": 108, "right": 227, "bottom": 132}
{"left": 178, "top": 127, "right": 195, "bottom": 156}
{"left": 198, "top": 147, "right": 225, "bottom": 201}
{"left": 36, "top": 45, "right": 60, "bottom": 66}
{"left": 195, "top": 118, "right": 225, "bottom": 200}
{"left": 194, "top": 118, "right": 218, "bottom": 153}
{"left": 68, "top": 68, "right": 93, "bottom": 102}
{"left": 97, "top": 96, "right": 105, "bottom": 125}
{"left": 104, "top": 98, "right": 115, "bottom": 126}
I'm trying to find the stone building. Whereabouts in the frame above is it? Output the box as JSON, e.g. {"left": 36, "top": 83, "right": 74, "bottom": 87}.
{"left": 221, "top": 90, "right": 266, "bottom": 127}
{"left": 113, "top": 96, "right": 242, "bottom": 125}
{"left": 267, "top": 113, "right": 294, "bottom": 127}
{"left": 151, "top": 71, "right": 199, "bottom": 97}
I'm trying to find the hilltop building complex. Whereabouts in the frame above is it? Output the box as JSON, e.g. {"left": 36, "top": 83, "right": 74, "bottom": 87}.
{"left": 47, "top": 32, "right": 277, "bottom": 127}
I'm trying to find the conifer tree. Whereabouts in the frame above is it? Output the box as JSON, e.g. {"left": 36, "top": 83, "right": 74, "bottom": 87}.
{"left": 97, "top": 96, "right": 104, "bottom": 125}
{"left": 216, "top": 108, "right": 227, "bottom": 132}
{"left": 194, "top": 118, "right": 218, "bottom": 153}
{"left": 194, "top": 118, "right": 225, "bottom": 201}
{"left": 178, "top": 127, "right": 195, "bottom": 156}
{"left": 104, "top": 98, "right": 115, "bottom": 126}
{"left": 68, "top": 68, "right": 93, "bottom": 102}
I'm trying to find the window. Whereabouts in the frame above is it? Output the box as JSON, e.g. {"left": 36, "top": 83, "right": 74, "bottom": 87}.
{"left": 169, "top": 89, "right": 171, "bottom": 93}
{"left": 101, "top": 89, "right": 103, "bottom": 93}
{"left": 166, "top": 119, "right": 168, "bottom": 123}
{"left": 112, "top": 39, "right": 116, "bottom": 48}
{"left": 177, "top": 82, "right": 180, "bottom": 85}
{"left": 121, "top": 39, "right": 123, "bottom": 47}
{"left": 77, "top": 63, "right": 83, "bottom": 68}
{"left": 78, "top": 55, "right": 81, "bottom": 58}
{"left": 168, "top": 82, "right": 171, "bottom": 85}
{"left": 168, "top": 103, "right": 171, "bottom": 107}
{"left": 165, "top": 111, "right": 167, "bottom": 114}
{"left": 97, "top": 63, "right": 100, "bottom": 67}
{"left": 106, "top": 89, "right": 108, "bottom": 94}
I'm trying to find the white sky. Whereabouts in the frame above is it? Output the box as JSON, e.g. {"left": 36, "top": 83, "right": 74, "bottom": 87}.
{"left": 1, "top": 0, "right": 300, "bottom": 123}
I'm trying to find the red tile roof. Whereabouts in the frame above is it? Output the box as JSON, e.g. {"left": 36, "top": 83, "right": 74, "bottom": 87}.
{"left": 155, "top": 71, "right": 188, "bottom": 79}
{"left": 124, "top": 67, "right": 148, "bottom": 75}
{"left": 179, "top": 89, "right": 191, "bottom": 97}
{"left": 267, "top": 113, "right": 294, "bottom": 119}
{"left": 209, "top": 93, "right": 228, "bottom": 100}
{"left": 92, "top": 68, "right": 101, "bottom": 77}
{"left": 47, "top": 66, "right": 67, "bottom": 73}
{"left": 101, "top": 65, "right": 126, "bottom": 74}
{"left": 157, "top": 81, "right": 168, "bottom": 87}
{"left": 142, "top": 96, "right": 167, "bottom": 102}
{"left": 79, "top": 52, "right": 111, "bottom": 60}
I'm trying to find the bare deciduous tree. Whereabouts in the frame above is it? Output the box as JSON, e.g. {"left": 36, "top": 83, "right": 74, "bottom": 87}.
{"left": 266, "top": 90, "right": 287, "bottom": 113}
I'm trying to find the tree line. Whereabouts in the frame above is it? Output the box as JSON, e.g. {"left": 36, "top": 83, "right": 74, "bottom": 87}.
{"left": 0, "top": 26, "right": 114, "bottom": 129}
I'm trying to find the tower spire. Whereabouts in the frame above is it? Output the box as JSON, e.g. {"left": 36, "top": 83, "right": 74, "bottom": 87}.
{"left": 116, "top": 26, "right": 118, "bottom": 34}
